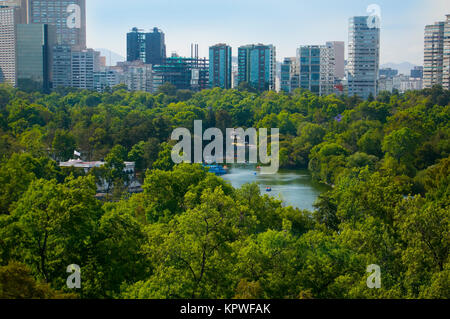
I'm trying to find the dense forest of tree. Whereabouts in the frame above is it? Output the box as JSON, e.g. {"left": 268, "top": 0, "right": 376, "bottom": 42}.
{"left": 0, "top": 83, "right": 448, "bottom": 299}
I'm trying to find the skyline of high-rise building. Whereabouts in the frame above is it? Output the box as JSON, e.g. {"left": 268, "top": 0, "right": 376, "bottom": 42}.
{"left": 347, "top": 16, "right": 380, "bottom": 99}
{"left": 209, "top": 43, "right": 232, "bottom": 89}
{"left": 237, "top": 44, "right": 276, "bottom": 91}
{"left": 1, "top": 0, "right": 446, "bottom": 97}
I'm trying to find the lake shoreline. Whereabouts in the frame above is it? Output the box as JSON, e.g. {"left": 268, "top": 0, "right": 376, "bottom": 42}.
{"left": 221, "top": 165, "right": 330, "bottom": 211}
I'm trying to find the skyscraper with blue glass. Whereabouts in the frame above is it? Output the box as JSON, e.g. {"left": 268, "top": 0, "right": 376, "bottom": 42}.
{"left": 237, "top": 44, "right": 276, "bottom": 91}
{"left": 209, "top": 44, "right": 232, "bottom": 89}
{"left": 347, "top": 16, "right": 380, "bottom": 99}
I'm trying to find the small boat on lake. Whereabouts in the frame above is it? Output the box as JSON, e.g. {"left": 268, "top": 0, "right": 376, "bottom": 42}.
{"left": 266, "top": 187, "right": 272, "bottom": 192}
{"left": 204, "top": 164, "right": 228, "bottom": 176}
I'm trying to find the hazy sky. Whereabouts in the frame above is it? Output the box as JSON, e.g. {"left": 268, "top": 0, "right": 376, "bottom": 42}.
{"left": 86, "top": 0, "right": 450, "bottom": 65}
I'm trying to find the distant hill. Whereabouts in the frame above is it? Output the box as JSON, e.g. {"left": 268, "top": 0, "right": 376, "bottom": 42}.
{"left": 95, "top": 49, "right": 125, "bottom": 66}
{"left": 381, "top": 62, "right": 419, "bottom": 76}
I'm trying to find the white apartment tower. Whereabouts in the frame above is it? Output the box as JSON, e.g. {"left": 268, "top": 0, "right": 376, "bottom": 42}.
{"left": 347, "top": 16, "right": 380, "bottom": 99}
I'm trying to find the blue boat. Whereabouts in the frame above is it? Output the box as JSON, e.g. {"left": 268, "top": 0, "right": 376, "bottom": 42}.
{"left": 204, "top": 164, "right": 228, "bottom": 176}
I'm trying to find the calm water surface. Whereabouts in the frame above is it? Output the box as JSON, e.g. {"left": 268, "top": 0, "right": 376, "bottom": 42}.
{"left": 221, "top": 166, "right": 330, "bottom": 211}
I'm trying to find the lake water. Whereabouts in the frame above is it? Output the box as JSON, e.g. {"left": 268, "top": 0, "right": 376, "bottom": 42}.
{"left": 221, "top": 166, "right": 330, "bottom": 211}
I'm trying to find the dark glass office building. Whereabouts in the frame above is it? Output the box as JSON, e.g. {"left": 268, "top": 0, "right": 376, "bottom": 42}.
{"left": 16, "top": 23, "right": 55, "bottom": 92}
{"left": 127, "top": 27, "right": 166, "bottom": 65}
{"left": 127, "top": 27, "right": 146, "bottom": 62}
{"left": 145, "top": 27, "right": 166, "bottom": 65}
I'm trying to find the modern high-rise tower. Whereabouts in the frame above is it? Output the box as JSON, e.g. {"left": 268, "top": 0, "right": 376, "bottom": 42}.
{"left": 209, "top": 44, "right": 232, "bottom": 89}
{"left": 237, "top": 44, "right": 276, "bottom": 91}
{"left": 0, "top": 0, "right": 56, "bottom": 89}
{"left": 127, "top": 27, "right": 166, "bottom": 65}
{"left": 424, "top": 14, "right": 450, "bottom": 89}
{"left": 145, "top": 27, "right": 166, "bottom": 65}
{"left": 16, "top": 23, "right": 55, "bottom": 91}
{"left": 297, "top": 45, "right": 335, "bottom": 96}
{"left": 0, "top": 5, "right": 21, "bottom": 86}
{"left": 347, "top": 16, "right": 380, "bottom": 99}
{"left": 127, "top": 27, "right": 146, "bottom": 62}
{"left": 27, "top": 0, "right": 86, "bottom": 49}
{"left": 70, "top": 48, "right": 101, "bottom": 90}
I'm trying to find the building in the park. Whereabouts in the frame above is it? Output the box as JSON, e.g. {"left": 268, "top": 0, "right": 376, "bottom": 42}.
{"left": 280, "top": 57, "right": 299, "bottom": 93}
{"left": 379, "top": 68, "right": 398, "bottom": 79}
{"left": 411, "top": 66, "right": 424, "bottom": 79}
{"left": 70, "top": 48, "right": 101, "bottom": 90}
{"left": 16, "top": 23, "right": 55, "bottom": 92}
{"left": 297, "top": 45, "right": 335, "bottom": 96}
{"left": 209, "top": 43, "right": 232, "bottom": 89}
{"left": 59, "top": 159, "right": 141, "bottom": 194}
{"left": 424, "top": 14, "right": 450, "bottom": 89}
{"left": 127, "top": 27, "right": 166, "bottom": 65}
{"left": 237, "top": 44, "right": 276, "bottom": 91}
{"left": 347, "top": 16, "right": 380, "bottom": 99}
{"left": 27, "top": 0, "right": 86, "bottom": 49}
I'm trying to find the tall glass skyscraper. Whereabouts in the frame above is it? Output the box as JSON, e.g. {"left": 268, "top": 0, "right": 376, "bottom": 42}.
{"left": 127, "top": 27, "right": 166, "bottom": 65}
{"left": 209, "top": 44, "right": 232, "bottom": 89}
{"left": 28, "top": 0, "right": 86, "bottom": 49}
{"left": 237, "top": 44, "right": 276, "bottom": 91}
{"left": 127, "top": 27, "right": 146, "bottom": 62}
{"left": 16, "top": 23, "right": 55, "bottom": 92}
{"left": 145, "top": 27, "right": 166, "bottom": 66}
{"left": 347, "top": 16, "right": 380, "bottom": 99}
